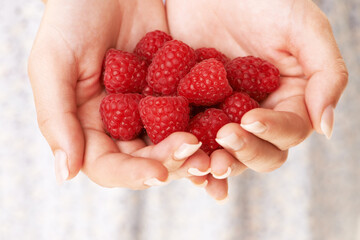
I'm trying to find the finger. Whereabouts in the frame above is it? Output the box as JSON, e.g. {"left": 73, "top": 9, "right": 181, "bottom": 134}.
{"left": 116, "top": 0, "right": 170, "bottom": 52}
{"left": 205, "top": 175, "right": 228, "bottom": 202}
{"left": 240, "top": 100, "right": 312, "bottom": 150}
{"left": 131, "top": 132, "right": 203, "bottom": 172}
{"left": 291, "top": 4, "right": 348, "bottom": 139}
{"left": 28, "top": 41, "right": 83, "bottom": 184}
{"left": 210, "top": 149, "right": 247, "bottom": 179}
{"left": 169, "top": 150, "right": 211, "bottom": 180}
{"left": 82, "top": 129, "right": 168, "bottom": 189}
{"left": 116, "top": 138, "right": 147, "bottom": 155}
{"left": 216, "top": 123, "right": 288, "bottom": 173}
{"left": 188, "top": 176, "right": 208, "bottom": 188}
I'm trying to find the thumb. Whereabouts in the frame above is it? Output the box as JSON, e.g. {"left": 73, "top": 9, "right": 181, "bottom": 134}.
{"left": 292, "top": 7, "right": 348, "bottom": 139}
{"left": 28, "top": 39, "right": 84, "bottom": 184}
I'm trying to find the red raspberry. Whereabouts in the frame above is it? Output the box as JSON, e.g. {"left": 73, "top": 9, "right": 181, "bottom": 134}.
{"left": 141, "top": 83, "right": 163, "bottom": 97}
{"left": 100, "top": 93, "right": 143, "bottom": 141}
{"left": 195, "top": 47, "right": 230, "bottom": 65}
{"left": 101, "top": 49, "right": 119, "bottom": 82}
{"left": 104, "top": 48, "right": 119, "bottom": 66}
{"left": 147, "top": 40, "right": 197, "bottom": 95}
{"left": 188, "top": 108, "right": 230, "bottom": 155}
{"left": 225, "top": 56, "right": 280, "bottom": 102}
{"left": 178, "top": 59, "right": 233, "bottom": 106}
{"left": 103, "top": 49, "right": 147, "bottom": 94}
{"left": 220, "top": 92, "right": 259, "bottom": 123}
{"left": 141, "top": 84, "right": 155, "bottom": 96}
{"left": 139, "top": 96, "right": 190, "bottom": 144}
{"left": 134, "top": 30, "right": 173, "bottom": 64}
{"left": 190, "top": 105, "right": 208, "bottom": 118}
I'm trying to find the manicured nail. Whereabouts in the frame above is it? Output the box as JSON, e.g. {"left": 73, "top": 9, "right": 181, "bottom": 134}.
{"left": 54, "top": 149, "right": 69, "bottom": 185}
{"left": 212, "top": 167, "right": 232, "bottom": 179}
{"left": 194, "top": 180, "right": 208, "bottom": 188}
{"left": 215, "top": 133, "right": 243, "bottom": 151}
{"left": 320, "top": 105, "right": 334, "bottom": 139}
{"left": 174, "top": 142, "right": 202, "bottom": 160}
{"left": 144, "top": 178, "right": 167, "bottom": 187}
{"left": 216, "top": 195, "right": 229, "bottom": 205}
{"left": 188, "top": 168, "right": 211, "bottom": 176}
{"left": 241, "top": 121, "right": 267, "bottom": 134}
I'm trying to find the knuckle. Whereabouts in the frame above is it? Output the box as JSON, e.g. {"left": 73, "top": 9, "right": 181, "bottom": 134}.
{"left": 335, "top": 58, "right": 349, "bottom": 88}
{"left": 36, "top": 111, "right": 76, "bottom": 138}
{"left": 169, "top": 131, "right": 198, "bottom": 144}
{"left": 36, "top": 112, "right": 51, "bottom": 136}
{"left": 279, "top": 150, "right": 289, "bottom": 165}
{"left": 257, "top": 151, "right": 288, "bottom": 173}
{"left": 279, "top": 113, "right": 312, "bottom": 151}
{"left": 315, "top": 13, "right": 332, "bottom": 30}
{"left": 236, "top": 138, "right": 270, "bottom": 167}
{"left": 282, "top": 129, "right": 310, "bottom": 150}
{"left": 238, "top": 148, "right": 261, "bottom": 165}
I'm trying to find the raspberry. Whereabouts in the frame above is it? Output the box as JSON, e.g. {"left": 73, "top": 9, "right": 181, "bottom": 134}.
{"left": 220, "top": 92, "right": 259, "bottom": 123}
{"left": 141, "top": 83, "right": 155, "bottom": 96}
{"left": 178, "top": 59, "right": 233, "bottom": 106}
{"left": 104, "top": 48, "right": 119, "bottom": 66}
{"left": 188, "top": 108, "right": 230, "bottom": 154}
{"left": 103, "top": 49, "right": 147, "bottom": 94}
{"left": 139, "top": 96, "right": 190, "bottom": 144}
{"left": 147, "top": 40, "right": 197, "bottom": 95}
{"left": 141, "top": 83, "right": 164, "bottom": 97}
{"left": 100, "top": 93, "right": 143, "bottom": 141}
{"left": 134, "top": 30, "right": 173, "bottom": 64}
{"left": 190, "top": 105, "right": 208, "bottom": 118}
{"left": 195, "top": 47, "right": 230, "bottom": 65}
{"left": 225, "top": 56, "right": 280, "bottom": 102}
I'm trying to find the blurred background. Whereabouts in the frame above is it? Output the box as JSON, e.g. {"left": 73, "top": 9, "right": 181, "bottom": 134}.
{"left": 0, "top": 0, "right": 359, "bottom": 240}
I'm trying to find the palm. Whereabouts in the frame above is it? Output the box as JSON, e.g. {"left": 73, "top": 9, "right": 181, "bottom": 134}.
{"left": 165, "top": 0, "right": 320, "bottom": 179}
{"left": 68, "top": 2, "right": 166, "bottom": 146}
{"left": 50, "top": 1, "right": 168, "bottom": 105}
{"left": 65, "top": 2, "right": 166, "bottom": 134}
{"left": 167, "top": 0, "right": 310, "bottom": 114}
{"left": 40, "top": 0, "right": 171, "bottom": 186}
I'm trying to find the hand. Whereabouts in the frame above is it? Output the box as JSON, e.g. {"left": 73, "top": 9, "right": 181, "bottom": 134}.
{"left": 167, "top": 0, "right": 348, "bottom": 199}
{"left": 28, "top": 0, "right": 211, "bottom": 189}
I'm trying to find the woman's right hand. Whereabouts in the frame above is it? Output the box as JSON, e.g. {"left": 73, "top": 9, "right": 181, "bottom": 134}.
{"left": 28, "top": 0, "right": 211, "bottom": 189}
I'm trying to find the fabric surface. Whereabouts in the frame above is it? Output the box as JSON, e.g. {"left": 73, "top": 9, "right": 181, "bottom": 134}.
{"left": 0, "top": 1, "right": 359, "bottom": 239}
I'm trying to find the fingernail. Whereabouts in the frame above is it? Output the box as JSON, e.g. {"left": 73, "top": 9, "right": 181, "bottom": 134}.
{"left": 144, "top": 178, "right": 167, "bottom": 187}
{"left": 194, "top": 180, "right": 208, "bottom": 188}
{"left": 188, "top": 168, "right": 211, "bottom": 176}
{"left": 241, "top": 121, "right": 267, "bottom": 134}
{"left": 320, "top": 105, "right": 334, "bottom": 139}
{"left": 54, "top": 149, "right": 69, "bottom": 185}
{"left": 216, "top": 195, "right": 229, "bottom": 205}
{"left": 174, "top": 142, "right": 202, "bottom": 160}
{"left": 215, "top": 133, "right": 243, "bottom": 151}
{"left": 212, "top": 167, "right": 232, "bottom": 179}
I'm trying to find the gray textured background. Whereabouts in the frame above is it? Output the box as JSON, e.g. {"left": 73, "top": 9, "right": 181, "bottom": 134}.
{"left": 0, "top": 0, "right": 359, "bottom": 239}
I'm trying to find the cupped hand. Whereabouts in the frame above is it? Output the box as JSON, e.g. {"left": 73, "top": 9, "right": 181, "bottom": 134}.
{"left": 28, "top": 0, "right": 210, "bottom": 189}
{"left": 167, "top": 0, "right": 348, "bottom": 199}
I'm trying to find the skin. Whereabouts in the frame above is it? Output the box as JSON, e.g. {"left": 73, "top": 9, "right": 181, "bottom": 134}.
{"left": 29, "top": 0, "right": 348, "bottom": 200}
{"left": 28, "top": 0, "right": 213, "bottom": 190}
{"left": 167, "top": 0, "right": 348, "bottom": 199}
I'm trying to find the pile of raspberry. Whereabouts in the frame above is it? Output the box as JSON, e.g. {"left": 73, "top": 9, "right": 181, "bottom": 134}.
{"left": 100, "top": 30, "right": 280, "bottom": 154}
